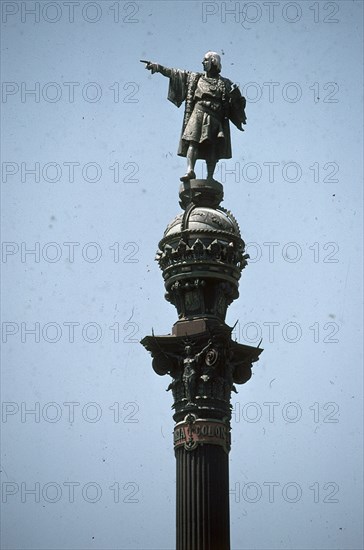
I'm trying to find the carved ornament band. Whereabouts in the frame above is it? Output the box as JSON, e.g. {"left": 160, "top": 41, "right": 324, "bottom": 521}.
{"left": 174, "top": 414, "right": 231, "bottom": 454}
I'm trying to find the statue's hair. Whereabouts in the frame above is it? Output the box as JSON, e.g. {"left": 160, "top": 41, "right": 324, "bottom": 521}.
{"left": 204, "top": 51, "right": 222, "bottom": 72}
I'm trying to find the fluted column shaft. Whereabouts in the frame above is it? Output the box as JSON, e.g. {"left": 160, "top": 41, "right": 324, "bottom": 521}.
{"left": 176, "top": 445, "right": 230, "bottom": 550}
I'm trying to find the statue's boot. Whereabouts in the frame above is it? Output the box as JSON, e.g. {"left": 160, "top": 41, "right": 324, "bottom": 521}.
{"left": 180, "top": 170, "right": 196, "bottom": 182}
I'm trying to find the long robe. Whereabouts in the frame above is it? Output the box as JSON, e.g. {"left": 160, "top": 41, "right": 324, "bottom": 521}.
{"left": 167, "top": 68, "right": 246, "bottom": 160}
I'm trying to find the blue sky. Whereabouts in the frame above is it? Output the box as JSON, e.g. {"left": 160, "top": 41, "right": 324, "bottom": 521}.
{"left": 1, "top": 1, "right": 363, "bottom": 549}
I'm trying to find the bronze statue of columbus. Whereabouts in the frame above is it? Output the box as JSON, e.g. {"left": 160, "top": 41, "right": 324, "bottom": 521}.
{"left": 142, "top": 51, "right": 247, "bottom": 181}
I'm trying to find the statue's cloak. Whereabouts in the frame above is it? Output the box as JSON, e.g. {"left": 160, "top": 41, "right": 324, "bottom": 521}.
{"left": 167, "top": 69, "right": 246, "bottom": 160}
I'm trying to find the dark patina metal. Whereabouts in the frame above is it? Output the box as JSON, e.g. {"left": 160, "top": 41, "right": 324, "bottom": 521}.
{"left": 141, "top": 53, "right": 262, "bottom": 550}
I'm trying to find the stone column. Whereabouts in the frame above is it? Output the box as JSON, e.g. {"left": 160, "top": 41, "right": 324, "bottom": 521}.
{"left": 142, "top": 179, "right": 262, "bottom": 550}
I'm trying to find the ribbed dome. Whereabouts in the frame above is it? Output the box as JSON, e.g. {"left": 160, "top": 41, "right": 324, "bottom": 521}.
{"left": 163, "top": 207, "right": 240, "bottom": 238}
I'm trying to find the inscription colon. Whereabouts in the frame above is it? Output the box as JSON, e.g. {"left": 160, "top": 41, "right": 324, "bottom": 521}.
{"left": 174, "top": 419, "right": 231, "bottom": 452}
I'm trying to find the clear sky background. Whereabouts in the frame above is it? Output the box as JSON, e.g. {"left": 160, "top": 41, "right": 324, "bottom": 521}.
{"left": 1, "top": 1, "right": 363, "bottom": 549}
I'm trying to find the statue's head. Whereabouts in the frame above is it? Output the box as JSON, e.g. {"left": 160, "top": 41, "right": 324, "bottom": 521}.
{"left": 185, "top": 345, "right": 192, "bottom": 356}
{"left": 202, "top": 51, "right": 222, "bottom": 73}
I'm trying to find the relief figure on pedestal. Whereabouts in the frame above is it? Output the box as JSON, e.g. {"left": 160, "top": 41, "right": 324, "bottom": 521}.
{"left": 182, "top": 342, "right": 212, "bottom": 405}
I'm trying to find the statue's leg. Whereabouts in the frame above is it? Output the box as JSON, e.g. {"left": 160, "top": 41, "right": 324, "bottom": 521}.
{"left": 180, "top": 142, "right": 198, "bottom": 182}
{"left": 206, "top": 148, "right": 217, "bottom": 180}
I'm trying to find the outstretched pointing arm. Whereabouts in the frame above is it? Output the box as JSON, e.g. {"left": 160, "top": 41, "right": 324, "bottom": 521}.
{"left": 141, "top": 61, "right": 188, "bottom": 108}
{"left": 140, "top": 60, "right": 172, "bottom": 78}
